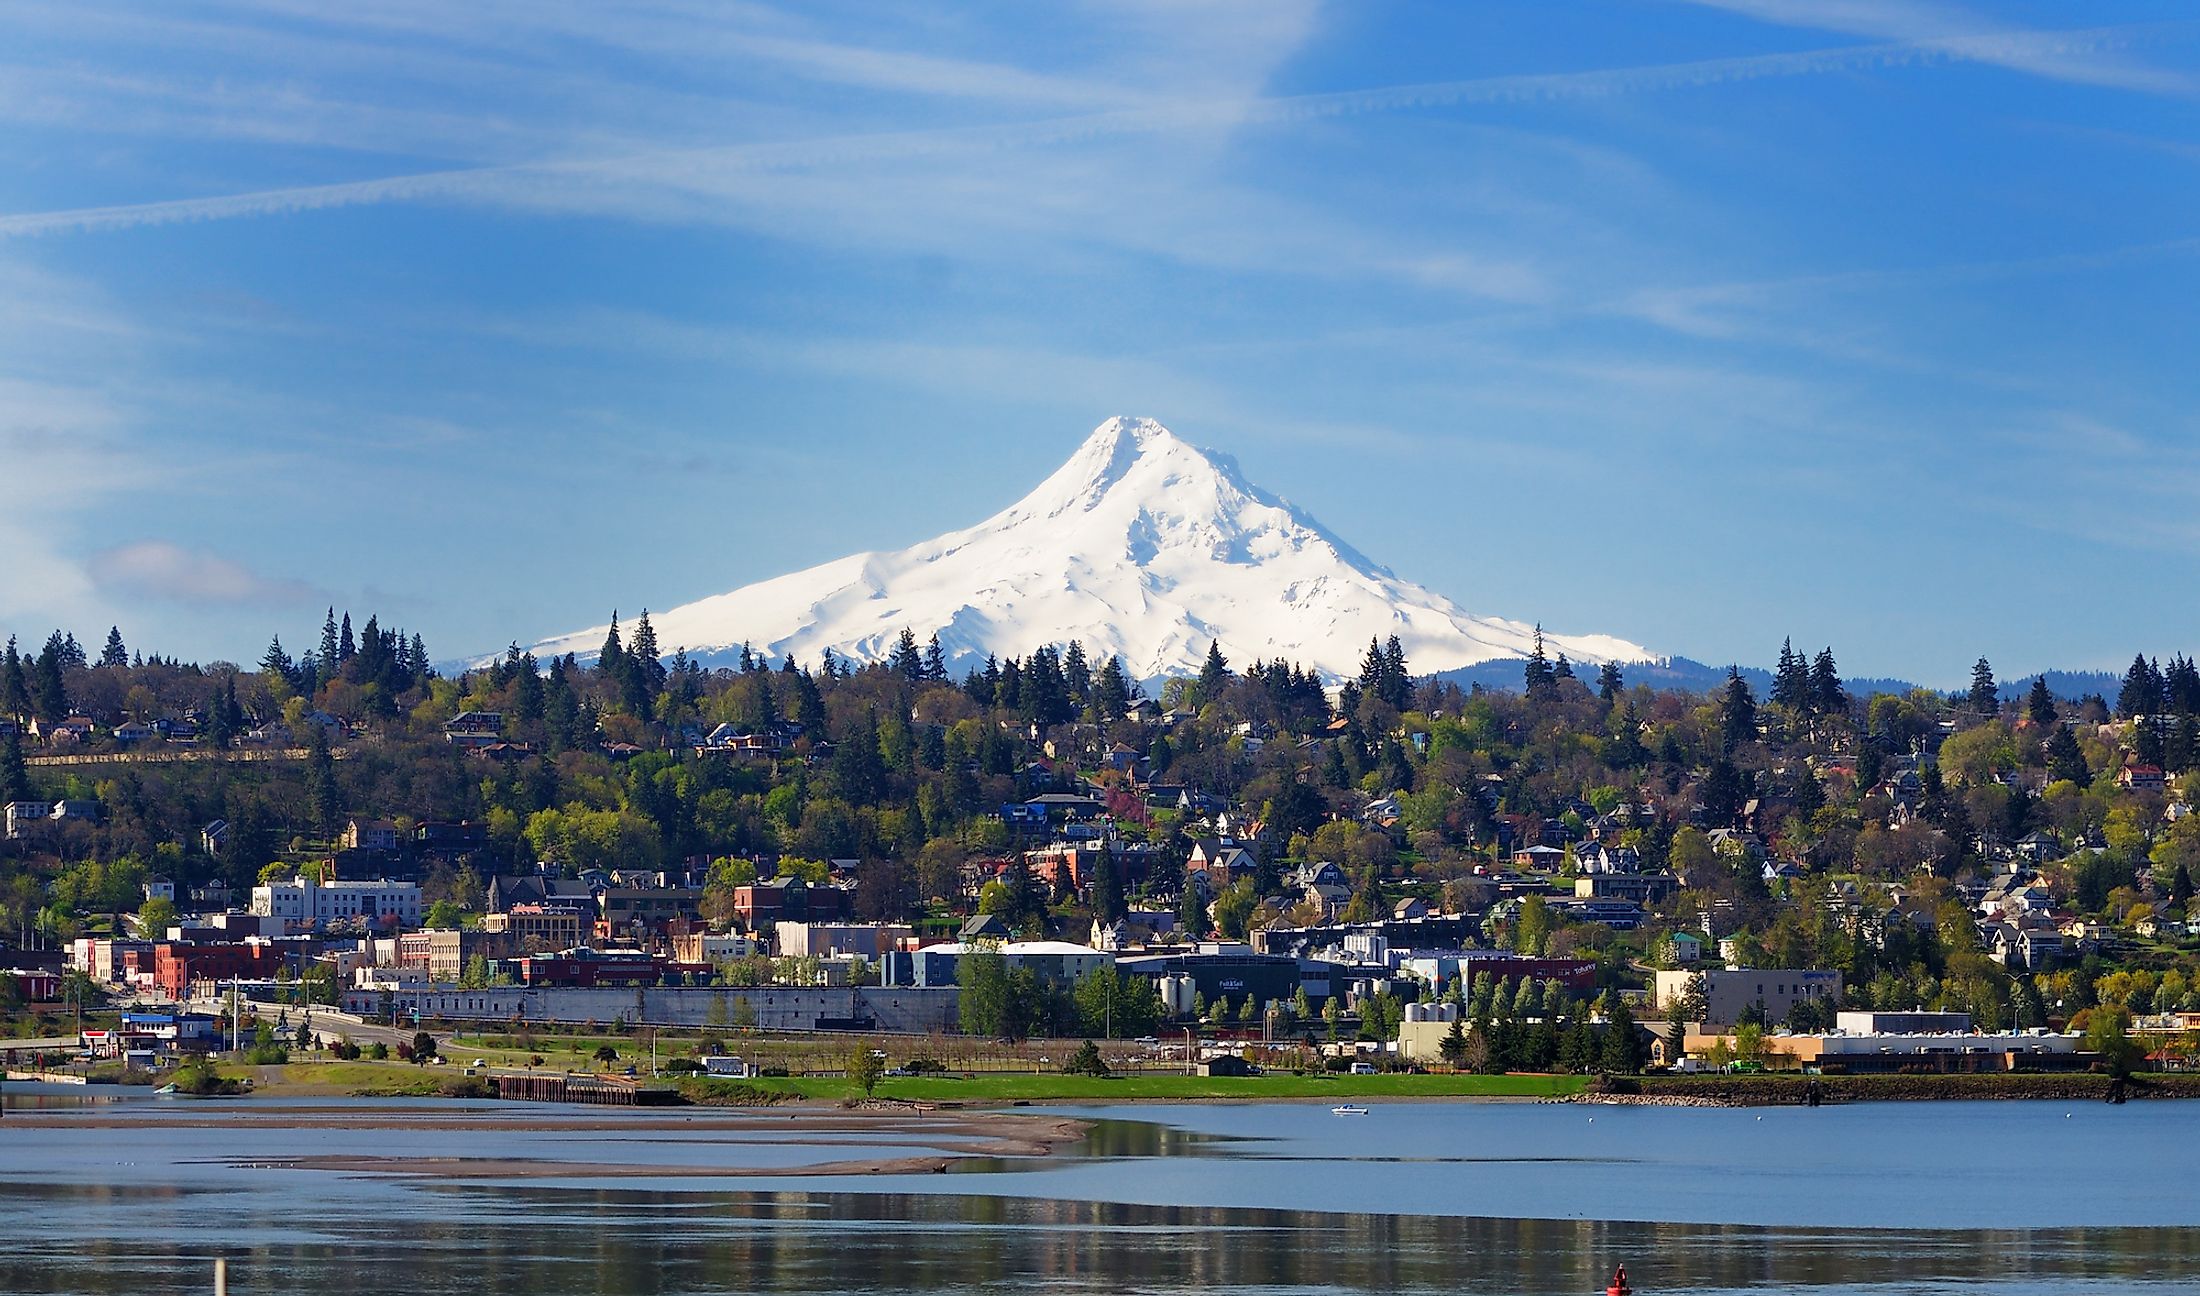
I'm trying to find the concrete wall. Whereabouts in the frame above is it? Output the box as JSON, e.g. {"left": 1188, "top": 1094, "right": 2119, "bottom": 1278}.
{"left": 342, "top": 984, "right": 962, "bottom": 1033}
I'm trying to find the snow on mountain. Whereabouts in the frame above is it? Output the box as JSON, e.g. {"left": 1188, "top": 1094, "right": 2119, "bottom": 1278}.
{"left": 513, "top": 417, "right": 1654, "bottom": 682}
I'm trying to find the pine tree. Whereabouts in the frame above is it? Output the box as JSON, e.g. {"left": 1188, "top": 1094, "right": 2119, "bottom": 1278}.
{"left": 1772, "top": 639, "right": 1808, "bottom": 711}
{"left": 260, "top": 636, "right": 295, "bottom": 687}
{"left": 1383, "top": 635, "right": 1410, "bottom": 709}
{"left": 922, "top": 634, "right": 948, "bottom": 683}
{"left": 98, "top": 626, "right": 128, "bottom": 669}
{"left": 1063, "top": 640, "right": 1091, "bottom": 709}
{"left": 0, "top": 638, "right": 28, "bottom": 722}
{"left": 2046, "top": 726, "right": 2090, "bottom": 787}
{"left": 1090, "top": 846, "right": 1122, "bottom": 925}
{"left": 1197, "top": 641, "right": 1231, "bottom": 704}
{"left": 0, "top": 725, "right": 30, "bottom": 804}
{"left": 1719, "top": 667, "right": 1757, "bottom": 752}
{"left": 32, "top": 634, "right": 69, "bottom": 723}
{"left": 304, "top": 721, "right": 339, "bottom": 832}
{"left": 2027, "top": 677, "right": 2056, "bottom": 728}
{"left": 318, "top": 608, "right": 339, "bottom": 667}
{"left": 1968, "top": 657, "right": 1998, "bottom": 715}
{"left": 337, "top": 613, "right": 356, "bottom": 663}
{"left": 2119, "top": 655, "right": 2162, "bottom": 719}
{"left": 631, "top": 611, "right": 666, "bottom": 697}
{"left": 1095, "top": 656, "right": 1132, "bottom": 721}
{"left": 1809, "top": 648, "right": 1846, "bottom": 716}
{"left": 1596, "top": 660, "right": 1624, "bottom": 708}
{"left": 599, "top": 612, "right": 626, "bottom": 681}
{"left": 738, "top": 642, "right": 756, "bottom": 674}
{"left": 889, "top": 628, "right": 924, "bottom": 682}
{"left": 1523, "top": 625, "right": 1555, "bottom": 696}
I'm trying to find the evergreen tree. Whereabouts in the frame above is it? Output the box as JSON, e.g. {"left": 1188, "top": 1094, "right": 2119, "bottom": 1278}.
{"left": 599, "top": 611, "right": 626, "bottom": 679}
{"left": 1090, "top": 846, "right": 1123, "bottom": 925}
{"left": 318, "top": 608, "right": 340, "bottom": 668}
{"left": 260, "top": 636, "right": 295, "bottom": 687}
{"left": 1382, "top": 635, "right": 1410, "bottom": 709}
{"left": 630, "top": 611, "right": 666, "bottom": 697}
{"left": 738, "top": 642, "right": 756, "bottom": 673}
{"left": 2134, "top": 715, "right": 2166, "bottom": 769}
{"left": 1719, "top": 667, "right": 1757, "bottom": 752}
{"left": 2027, "top": 677, "right": 2056, "bottom": 728}
{"left": 1523, "top": 625, "right": 1555, "bottom": 696}
{"left": 1063, "top": 640, "right": 1091, "bottom": 709}
{"left": 1771, "top": 638, "right": 1808, "bottom": 711}
{"left": 2046, "top": 725, "right": 2091, "bottom": 787}
{"left": 922, "top": 634, "right": 948, "bottom": 683}
{"left": 1809, "top": 648, "right": 1846, "bottom": 716}
{"left": 889, "top": 628, "right": 924, "bottom": 682}
{"left": 303, "top": 721, "right": 340, "bottom": 833}
{"left": 1553, "top": 653, "right": 1574, "bottom": 683}
{"left": 2119, "top": 655, "right": 2163, "bottom": 719}
{"left": 1968, "top": 657, "right": 1998, "bottom": 715}
{"left": 2172, "top": 863, "right": 2194, "bottom": 913}
{"left": 1197, "top": 641, "right": 1231, "bottom": 704}
{"left": 98, "top": 626, "right": 128, "bottom": 669}
{"left": 0, "top": 725, "right": 30, "bottom": 804}
{"left": 0, "top": 638, "right": 28, "bottom": 722}
{"left": 337, "top": 613, "right": 356, "bottom": 663}
{"left": 1600, "top": 998, "right": 1644, "bottom": 1074}
{"left": 1094, "top": 655, "right": 1132, "bottom": 722}
{"left": 31, "top": 634, "right": 69, "bottom": 722}
{"left": 1596, "top": 660, "right": 1624, "bottom": 708}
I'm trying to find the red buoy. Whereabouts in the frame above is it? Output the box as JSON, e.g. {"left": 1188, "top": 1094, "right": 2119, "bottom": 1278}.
{"left": 1606, "top": 1265, "right": 1633, "bottom": 1296}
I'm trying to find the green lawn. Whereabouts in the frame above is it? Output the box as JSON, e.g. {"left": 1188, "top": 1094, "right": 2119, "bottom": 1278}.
{"left": 716, "top": 1071, "right": 1587, "bottom": 1103}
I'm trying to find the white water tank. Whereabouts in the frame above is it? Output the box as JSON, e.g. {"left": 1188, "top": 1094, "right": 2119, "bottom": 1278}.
{"left": 1159, "top": 974, "right": 1197, "bottom": 1017}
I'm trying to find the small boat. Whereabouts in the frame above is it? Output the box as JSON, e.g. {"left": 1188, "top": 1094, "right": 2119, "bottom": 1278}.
{"left": 1331, "top": 1104, "right": 1369, "bottom": 1116}
{"left": 153, "top": 1084, "right": 179, "bottom": 1096}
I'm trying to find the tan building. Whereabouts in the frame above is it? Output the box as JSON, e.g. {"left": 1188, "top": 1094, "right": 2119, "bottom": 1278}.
{"left": 1653, "top": 967, "right": 1842, "bottom": 1029}
{"left": 480, "top": 903, "right": 588, "bottom": 953}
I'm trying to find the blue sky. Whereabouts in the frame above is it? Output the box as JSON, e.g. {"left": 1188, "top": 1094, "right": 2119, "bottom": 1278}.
{"left": 2, "top": 1, "right": 2197, "bottom": 685}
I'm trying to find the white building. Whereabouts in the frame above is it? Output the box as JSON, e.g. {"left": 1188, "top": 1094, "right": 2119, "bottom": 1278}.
{"left": 251, "top": 876, "right": 422, "bottom": 928}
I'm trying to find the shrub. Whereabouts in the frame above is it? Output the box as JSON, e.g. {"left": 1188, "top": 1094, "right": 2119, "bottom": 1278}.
{"left": 1061, "top": 1040, "right": 1110, "bottom": 1077}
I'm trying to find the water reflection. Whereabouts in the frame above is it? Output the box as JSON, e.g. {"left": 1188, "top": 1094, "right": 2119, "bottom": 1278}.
{"left": 1, "top": 1182, "right": 2196, "bottom": 1296}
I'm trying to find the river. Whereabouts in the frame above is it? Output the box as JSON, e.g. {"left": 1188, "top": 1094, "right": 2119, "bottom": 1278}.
{"left": 1, "top": 1088, "right": 2194, "bottom": 1295}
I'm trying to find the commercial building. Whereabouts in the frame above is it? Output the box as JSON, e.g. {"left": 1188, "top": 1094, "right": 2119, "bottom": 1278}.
{"left": 251, "top": 876, "right": 423, "bottom": 929}
{"left": 1654, "top": 967, "right": 1843, "bottom": 1029}
{"left": 774, "top": 922, "right": 912, "bottom": 959}
{"left": 480, "top": 903, "right": 590, "bottom": 952}
{"left": 883, "top": 940, "right": 1111, "bottom": 989}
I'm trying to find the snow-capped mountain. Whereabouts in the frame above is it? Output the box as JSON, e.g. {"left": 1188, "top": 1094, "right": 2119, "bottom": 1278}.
{"left": 514, "top": 417, "right": 1654, "bottom": 683}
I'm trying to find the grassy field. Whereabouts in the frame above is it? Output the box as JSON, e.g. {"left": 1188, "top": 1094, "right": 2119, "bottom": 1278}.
{"left": 708, "top": 1071, "right": 1587, "bottom": 1103}
{"left": 223, "top": 1050, "right": 1585, "bottom": 1103}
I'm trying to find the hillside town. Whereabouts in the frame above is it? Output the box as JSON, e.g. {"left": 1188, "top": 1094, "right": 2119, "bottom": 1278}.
{"left": 5, "top": 617, "right": 2199, "bottom": 1081}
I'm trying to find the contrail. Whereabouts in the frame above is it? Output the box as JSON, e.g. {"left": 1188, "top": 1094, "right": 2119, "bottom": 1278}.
{"left": 0, "top": 23, "right": 2179, "bottom": 239}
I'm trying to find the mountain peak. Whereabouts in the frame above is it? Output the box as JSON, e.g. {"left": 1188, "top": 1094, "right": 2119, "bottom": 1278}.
{"left": 513, "top": 417, "right": 1654, "bottom": 682}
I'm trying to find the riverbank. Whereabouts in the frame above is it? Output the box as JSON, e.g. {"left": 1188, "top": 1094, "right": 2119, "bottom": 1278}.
{"left": 1615, "top": 1072, "right": 2200, "bottom": 1105}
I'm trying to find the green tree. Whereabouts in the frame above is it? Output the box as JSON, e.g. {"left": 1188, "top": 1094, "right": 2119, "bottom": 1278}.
{"left": 411, "top": 1031, "right": 440, "bottom": 1066}
{"left": 134, "top": 896, "right": 177, "bottom": 937}
{"left": 1062, "top": 1039, "right": 1110, "bottom": 1077}
{"left": 2084, "top": 1007, "right": 2143, "bottom": 1078}
{"left": 1968, "top": 657, "right": 1999, "bottom": 715}
{"left": 1600, "top": 998, "right": 1644, "bottom": 1074}
{"left": 847, "top": 1044, "right": 885, "bottom": 1096}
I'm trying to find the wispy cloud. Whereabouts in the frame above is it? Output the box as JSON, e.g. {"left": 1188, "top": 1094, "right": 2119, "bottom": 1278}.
{"left": 0, "top": 25, "right": 2176, "bottom": 242}
{"left": 1677, "top": 1, "right": 2198, "bottom": 96}
{"left": 86, "top": 541, "right": 320, "bottom": 608}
